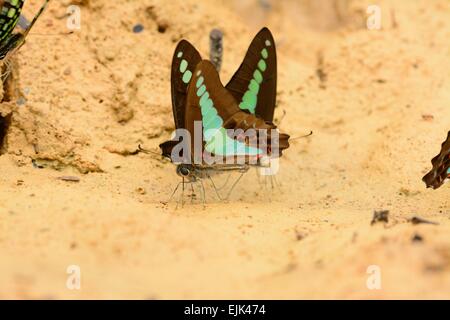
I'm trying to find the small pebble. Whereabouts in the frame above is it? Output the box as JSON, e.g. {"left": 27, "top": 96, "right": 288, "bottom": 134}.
{"left": 16, "top": 97, "right": 27, "bottom": 106}
{"left": 57, "top": 176, "right": 80, "bottom": 182}
{"left": 412, "top": 233, "right": 424, "bottom": 243}
{"left": 410, "top": 216, "right": 439, "bottom": 225}
{"left": 133, "top": 24, "right": 144, "bottom": 33}
{"left": 136, "top": 187, "right": 146, "bottom": 195}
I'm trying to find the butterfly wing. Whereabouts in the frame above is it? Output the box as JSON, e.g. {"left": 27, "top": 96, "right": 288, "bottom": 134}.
{"left": 0, "top": 0, "right": 50, "bottom": 60}
{"left": 185, "top": 60, "right": 263, "bottom": 160}
{"left": 0, "top": 0, "right": 25, "bottom": 43}
{"left": 160, "top": 40, "right": 202, "bottom": 159}
{"left": 423, "top": 131, "right": 450, "bottom": 189}
{"left": 185, "top": 60, "right": 288, "bottom": 161}
{"left": 170, "top": 40, "right": 202, "bottom": 130}
{"left": 225, "top": 27, "right": 277, "bottom": 123}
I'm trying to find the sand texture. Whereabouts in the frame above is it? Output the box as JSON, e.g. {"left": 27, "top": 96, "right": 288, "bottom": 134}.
{"left": 0, "top": 0, "right": 449, "bottom": 299}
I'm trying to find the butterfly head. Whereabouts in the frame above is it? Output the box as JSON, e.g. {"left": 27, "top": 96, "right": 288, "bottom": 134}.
{"left": 176, "top": 164, "right": 196, "bottom": 181}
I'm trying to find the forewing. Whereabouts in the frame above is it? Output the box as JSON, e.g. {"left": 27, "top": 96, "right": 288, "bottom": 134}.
{"left": 225, "top": 27, "right": 277, "bottom": 122}
{"left": 171, "top": 40, "right": 201, "bottom": 129}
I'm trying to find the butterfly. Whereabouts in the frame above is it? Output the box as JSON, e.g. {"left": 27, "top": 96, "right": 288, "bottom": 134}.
{"left": 422, "top": 131, "right": 450, "bottom": 189}
{"left": 0, "top": 0, "right": 50, "bottom": 61}
{"left": 159, "top": 28, "right": 289, "bottom": 203}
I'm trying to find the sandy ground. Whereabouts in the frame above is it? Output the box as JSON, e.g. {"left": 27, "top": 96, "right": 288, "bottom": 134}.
{"left": 0, "top": 0, "right": 449, "bottom": 299}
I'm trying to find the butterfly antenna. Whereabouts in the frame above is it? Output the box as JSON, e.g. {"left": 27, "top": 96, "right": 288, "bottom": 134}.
{"left": 217, "top": 173, "right": 232, "bottom": 191}
{"left": 290, "top": 130, "right": 313, "bottom": 141}
{"left": 209, "top": 28, "right": 223, "bottom": 72}
{"left": 169, "top": 181, "right": 183, "bottom": 203}
{"left": 199, "top": 179, "right": 207, "bottom": 208}
{"left": 225, "top": 172, "right": 245, "bottom": 200}
{"left": 207, "top": 175, "right": 224, "bottom": 200}
{"left": 22, "top": 0, "right": 51, "bottom": 38}
{"left": 276, "top": 110, "right": 287, "bottom": 127}
{"left": 28, "top": 31, "right": 75, "bottom": 36}
{"left": 190, "top": 183, "right": 195, "bottom": 204}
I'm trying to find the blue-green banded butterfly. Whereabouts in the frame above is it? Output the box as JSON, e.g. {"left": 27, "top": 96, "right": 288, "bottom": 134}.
{"left": 0, "top": 0, "right": 50, "bottom": 61}
{"left": 161, "top": 44, "right": 289, "bottom": 166}
{"left": 159, "top": 29, "right": 289, "bottom": 203}
{"left": 423, "top": 131, "right": 450, "bottom": 189}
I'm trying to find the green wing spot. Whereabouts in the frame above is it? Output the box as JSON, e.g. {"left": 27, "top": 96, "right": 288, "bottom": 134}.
{"left": 249, "top": 79, "right": 259, "bottom": 94}
{"left": 196, "top": 76, "right": 204, "bottom": 88}
{"left": 205, "top": 128, "right": 262, "bottom": 156}
{"left": 237, "top": 45, "right": 270, "bottom": 114}
{"left": 197, "top": 85, "right": 263, "bottom": 156}
{"left": 199, "top": 91, "right": 210, "bottom": 106}
{"left": 196, "top": 84, "right": 206, "bottom": 97}
{"left": 177, "top": 51, "right": 183, "bottom": 58}
{"left": 201, "top": 97, "right": 214, "bottom": 111}
{"left": 253, "top": 70, "right": 263, "bottom": 84}
{"left": 207, "top": 116, "right": 222, "bottom": 130}
{"left": 182, "top": 70, "right": 192, "bottom": 83}
{"left": 202, "top": 100, "right": 217, "bottom": 119}
{"left": 7, "top": 8, "right": 16, "bottom": 18}
{"left": 239, "top": 91, "right": 257, "bottom": 113}
{"left": 202, "top": 111, "right": 215, "bottom": 126}
{"left": 180, "top": 59, "right": 188, "bottom": 73}
{"left": 258, "top": 59, "right": 267, "bottom": 72}
{"left": 261, "top": 48, "right": 268, "bottom": 59}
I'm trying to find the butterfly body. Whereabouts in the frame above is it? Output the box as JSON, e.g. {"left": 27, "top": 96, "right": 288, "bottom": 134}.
{"left": 176, "top": 163, "right": 249, "bottom": 183}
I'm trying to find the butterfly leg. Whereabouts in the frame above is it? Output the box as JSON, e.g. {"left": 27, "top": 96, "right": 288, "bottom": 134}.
{"left": 180, "top": 177, "right": 186, "bottom": 208}
{"left": 169, "top": 181, "right": 183, "bottom": 203}
{"left": 269, "top": 175, "right": 275, "bottom": 189}
{"left": 170, "top": 178, "right": 188, "bottom": 209}
{"left": 224, "top": 172, "right": 245, "bottom": 201}
{"left": 175, "top": 182, "right": 184, "bottom": 210}
{"left": 256, "top": 168, "right": 263, "bottom": 185}
{"left": 263, "top": 172, "right": 268, "bottom": 190}
{"left": 199, "top": 179, "right": 207, "bottom": 208}
{"left": 272, "top": 175, "right": 280, "bottom": 188}
{"left": 190, "top": 182, "right": 196, "bottom": 204}
{"left": 216, "top": 173, "right": 232, "bottom": 191}
{"left": 207, "top": 174, "right": 223, "bottom": 201}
